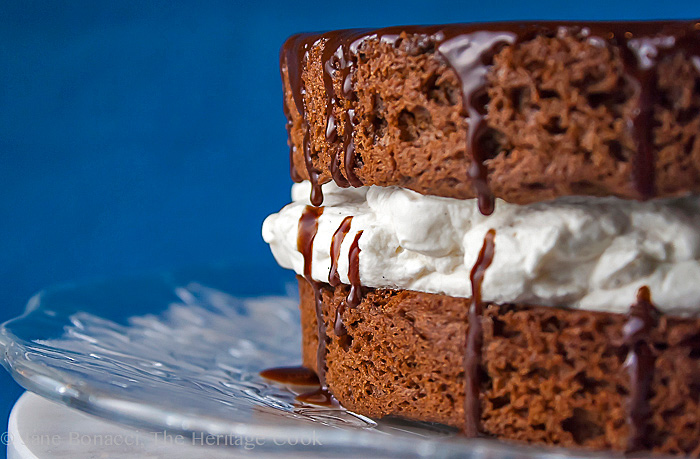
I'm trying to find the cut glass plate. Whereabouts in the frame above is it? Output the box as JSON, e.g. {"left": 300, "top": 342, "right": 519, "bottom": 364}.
{"left": 0, "top": 265, "right": 618, "bottom": 458}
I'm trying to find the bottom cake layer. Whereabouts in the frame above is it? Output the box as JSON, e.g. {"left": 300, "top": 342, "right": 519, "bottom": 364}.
{"left": 298, "top": 277, "right": 700, "bottom": 456}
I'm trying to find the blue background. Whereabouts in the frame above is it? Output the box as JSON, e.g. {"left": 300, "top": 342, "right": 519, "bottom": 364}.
{"left": 1, "top": 0, "right": 698, "bottom": 455}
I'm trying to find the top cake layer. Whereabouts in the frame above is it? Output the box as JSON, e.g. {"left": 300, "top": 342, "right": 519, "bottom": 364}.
{"left": 281, "top": 21, "right": 700, "bottom": 212}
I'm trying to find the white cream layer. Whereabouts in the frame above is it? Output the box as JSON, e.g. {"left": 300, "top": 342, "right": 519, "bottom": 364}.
{"left": 262, "top": 181, "right": 700, "bottom": 316}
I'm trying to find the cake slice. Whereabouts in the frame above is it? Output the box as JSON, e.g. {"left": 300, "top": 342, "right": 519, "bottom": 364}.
{"left": 282, "top": 22, "right": 700, "bottom": 209}
{"left": 263, "top": 20, "right": 700, "bottom": 456}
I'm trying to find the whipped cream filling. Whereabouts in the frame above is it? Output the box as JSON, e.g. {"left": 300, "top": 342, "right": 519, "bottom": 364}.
{"left": 262, "top": 181, "right": 700, "bottom": 316}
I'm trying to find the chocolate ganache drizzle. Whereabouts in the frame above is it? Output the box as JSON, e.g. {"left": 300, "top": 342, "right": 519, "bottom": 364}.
{"left": 278, "top": 20, "right": 697, "bottom": 418}
{"left": 333, "top": 230, "right": 364, "bottom": 348}
{"left": 283, "top": 34, "right": 325, "bottom": 206}
{"left": 282, "top": 21, "right": 700, "bottom": 211}
{"left": 612, "top": 26, "right": 700, "bottom": 199}
{"left": 623, "top": 286, "right": 660, "bottom": 452}
{"left": 329, "top": 216, "right": 353, "bottom": 287}
{"left": 297, "top": 205, "right": 327, "bottom": 384}
{"left": 260, "top": 205, "right": 338, "bottom": 407}
{"left": 321, "top": 31, "right": 370, "bottom": 189}
{"left": 464, "top": 229, "right": 496, "bottom": 437}
{"left": 438, "top": 33, "right": 514, "bottom": 215}
{"left": 282, "top": 96, "right": 302, "bottom": 184}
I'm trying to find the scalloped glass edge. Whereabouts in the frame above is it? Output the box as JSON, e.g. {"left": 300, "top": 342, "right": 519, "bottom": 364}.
{"left": 0, "top": 266, "right": 642, "bottom": 458}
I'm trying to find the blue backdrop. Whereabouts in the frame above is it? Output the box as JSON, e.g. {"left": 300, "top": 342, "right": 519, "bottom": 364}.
{"left": 1, "top": 1, "right": 699, "bottom": 456}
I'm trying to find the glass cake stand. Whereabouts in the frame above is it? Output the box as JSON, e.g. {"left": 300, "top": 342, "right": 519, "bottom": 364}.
{"left": 0, "top": 265, "right": 627, "bottom": 458}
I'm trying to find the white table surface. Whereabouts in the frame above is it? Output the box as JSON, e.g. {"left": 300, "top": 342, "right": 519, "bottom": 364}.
{"left": 7, "top": 392, "right": 306, "bottom": 458}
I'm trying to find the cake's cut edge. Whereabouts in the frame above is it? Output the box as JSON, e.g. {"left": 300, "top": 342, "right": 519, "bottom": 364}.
{"left": 283, "top": 21, "right": 700, "bottom": 206}
{"left": 298, "top": 277, "right": 700, "bottom": 456}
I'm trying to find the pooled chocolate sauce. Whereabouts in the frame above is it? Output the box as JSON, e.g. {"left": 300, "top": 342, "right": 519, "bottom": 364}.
{"left": 333, "top": 231, "right": 364, "bottom": 342}
{"left": 297, "top": 205, "right": 327, "bottom": 384}
{"left": 623, "top": 286, "right": 660, "bottom": 452}
{"left": 329, "top": 216, "right": 353, "bottom": 286}
{"left": 295, "top": 387, "right": 337, "bottom": 407}
{"left": 261, "top": 205, "right": 336, "bottom": 407}
{"left": 259, "top": 366, "right": 337, "bottom": 406}
{"left": 463, "top": 229, "right": 496, "bottom": 437}
{"left": 260, "top": 366, "right": 320, "bottom": 386}
{"left": 282, "top": 21, "right": 700, "bottom": 211}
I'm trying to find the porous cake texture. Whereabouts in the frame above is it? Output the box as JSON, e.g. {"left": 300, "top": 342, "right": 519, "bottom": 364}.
{"left": 283, "top": 22, "right": 700, "bottom": 205}
{"left": 299, "top": 278, "right": 700, "bottom": 455}
{"left": 263, "top": 20, "right": 700, "bottom": 456}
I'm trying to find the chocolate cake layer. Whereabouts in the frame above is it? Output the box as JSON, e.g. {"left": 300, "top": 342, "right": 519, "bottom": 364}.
{"left": 298, "top": 277, "right": 700, "bottom": 456}
{"left": 282, "top": 21, "right": 700, "bottom": 208}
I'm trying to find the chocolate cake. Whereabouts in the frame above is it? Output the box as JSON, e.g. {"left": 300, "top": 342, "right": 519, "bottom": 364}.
{"left": 262, "top": 20, "right": 700, "bottom": 456}
{"left": 298, "top": 280, "right": 700, "bottom": 454}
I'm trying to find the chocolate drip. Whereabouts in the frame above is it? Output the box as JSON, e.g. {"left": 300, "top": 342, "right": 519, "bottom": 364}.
{"left": 303, "top": 129, "right": 324, "bottom": 206}
{"left": 281, "top": 21, "right": 700, "bottom": 210}
{"left": 613, "top": 29, "right": 698, "bottom": 200}
{"left": 280, "top": 45, "right": 303, "bottom": 184}
{"left": 297, "top": 205, "right": 327, "bottom": 384}
{"left": 298, "top": 205, "right": 323, "bottom": 280}
{"left": 283, "top": 34, "right": 324, "bottom": 205}
{"left": 260, "top": 366, "right": 320, "bottom": 386}
{"left": 320, "top": 31, "right": 369, "bottom": 188}
{"left": 284, "top": 107, "right": 302, "bottom": 183}
{"left": 322, "top": 36, "right": 352, "bottom": 187}
{"left": 333, "top": 230, "right": 364, "bottom": 343}
{"left": 329, "top": 216, "right": 353, "bottom": 287}
{"left": 623, "top": 286, "right": 660, "bottom": 452}
{"left": 343, "top": 109, "right": 363, "bottom": 187}
{"left": 284, "top": 33, "right": 313, "bottom": 118}
{"left": 463, "top": 229, "right": 496, "bottom": 437}
{"left": 438, "top": 33, "right": 515, "bottom": 215}
{"left": 619, "top": 45, "right": 658, "bottom": 200}
{"left": 262, "top": 205, "right": 339, "bottom": 408}
{"left": 346, "top": 230, "right": 364, "bottom": 308}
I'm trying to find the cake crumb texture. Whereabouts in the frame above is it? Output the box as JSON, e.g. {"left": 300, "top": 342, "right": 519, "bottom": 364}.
{"left": 298, "top": 277, "right": 700, "bottom": 455}
{"left": 284, "top": 28, "right": 700, "bottom": 203}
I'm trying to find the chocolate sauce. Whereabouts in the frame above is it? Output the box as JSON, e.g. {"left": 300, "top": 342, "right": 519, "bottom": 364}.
{"left": 259, "top": 366, "right": 337, "bottom": 406}
{"left": 297, "top": 205, "right": 327, "bottom": 384}
{"left": 304, "top": 129, "right": 324, "bottom": 206}
{"left": 282, "top": 96, "right": 302, "bottom": 183}
{"left": 260, "top": 366, "right": 320, "bottom": 386}
{"left": 333, "top": 230, "right": 364, "bottom": 341}
{"left": 261, "top": 206, "right": 342, "bottom": 407}
{"left": 614, "top": 30, "right": 698, "bottom": 199}
{"left": 438, "top": 32, "right": 515, "bottom": 215}
{"left": 346, "top": 230, "right": 365, "bottom": 308}
{"left": 282, "top": 21, "right": 700, "bottom": 211}
{"left": 283, "top": 34, "right": 324, "bottom": 205}
{"left": 280, "top": 43, "right": 303, "bottom": 185}
{"left": 295, "top": 387, "right": 338, "bottom": 407}
{"left": 623, "top": 286, "right": 660, "bottom": 452}
{"left": 329, "top": 216, "right": 353, "bottom": 287}
{"left": 343, "top": 109, "right": 363, "bottom": 188}
{"left": 463, "top": 229, "right": 496, "bottom": 437}
{"left": 321, "top": 31, "right": 370, "bottom": 188}
{"left": 298, "top": 205, "right": 323, "bottom": 279}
